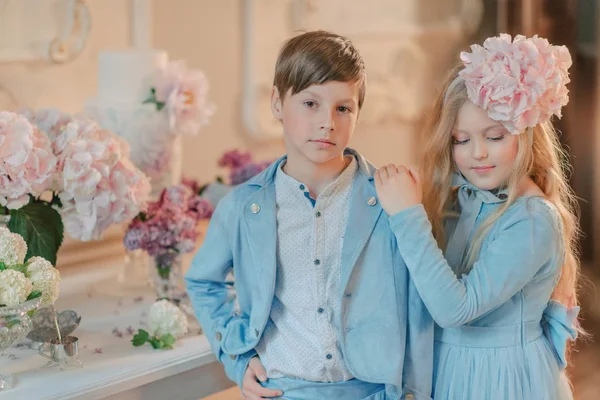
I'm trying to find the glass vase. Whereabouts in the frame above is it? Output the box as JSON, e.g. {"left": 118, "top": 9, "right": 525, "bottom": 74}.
{"left": 0, "top": 298, "right": 42, "bottom": 390}
{"left": 149, "top": 252, "right": 184, "bottom": 301}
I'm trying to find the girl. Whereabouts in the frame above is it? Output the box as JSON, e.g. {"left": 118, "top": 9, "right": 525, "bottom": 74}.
{"left": 375, "top": 34, "right": 581, "bottom": 399}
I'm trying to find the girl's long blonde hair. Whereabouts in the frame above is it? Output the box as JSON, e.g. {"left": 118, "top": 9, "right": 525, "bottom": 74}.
{"left": 420, "top": 65, "right": 582, "bottom": 309}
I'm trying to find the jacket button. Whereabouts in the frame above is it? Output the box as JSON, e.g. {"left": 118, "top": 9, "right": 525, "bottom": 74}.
{"left": 250, "top": 203, "right": 260, "bottom": 213}
{"left": 405, "top": 394, "right": 415, "bottom": 400}
{"left": 215, "top": 332, "right": 222, "bottom": 341}
{"left": 367, "top": 196, "right": 377, "bottom": 206}
{"left": 255, "top": 329, "right": 260, "bottom": 337}
{"left": 230, "top": 354, "right": 236, "bottom": 360}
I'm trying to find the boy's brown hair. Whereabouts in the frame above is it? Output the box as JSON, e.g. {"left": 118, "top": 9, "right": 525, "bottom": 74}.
{"left": 273, "top": 30, "right": 366, "bottom": 108}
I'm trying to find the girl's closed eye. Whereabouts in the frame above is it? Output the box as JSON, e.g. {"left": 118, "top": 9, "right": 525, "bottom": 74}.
{"left": 452, "top": 137, "right": 470, "bottom": 145}
{"left": 488, "top": 133, "right": 507, "bottom": 142}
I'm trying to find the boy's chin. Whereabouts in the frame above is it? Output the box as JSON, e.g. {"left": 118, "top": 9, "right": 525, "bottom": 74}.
{"left": 301, "top": 149, "right": 343, "bottom": 165}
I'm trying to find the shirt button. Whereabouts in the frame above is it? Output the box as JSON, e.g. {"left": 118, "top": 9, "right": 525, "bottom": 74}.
{"left": 215, "top": 332, "right": 222, "bottom": 341}
{"left": 315, "top": 211, "right": 322, "bottom": 218}
{"left": 314, "top": 259, "right": 320, "bottom": 265}
{"left": 299, "top": 184, "right": 305, "bottom": 191}
{"left": 405, "top": 394, "right": 415, "bottom": 400}
{"left": 317, "top": 307, "right": 324, "bottom": 314}
{"left": 344, "top": 292, "right": 352, "bottom": 298}
{"left": 326, "top": 353, "right": 333, "bottom": 360}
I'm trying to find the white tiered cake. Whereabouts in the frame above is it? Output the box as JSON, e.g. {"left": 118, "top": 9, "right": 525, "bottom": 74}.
{"left": 85, "top": 49, "right": 181, "bottom": 196}
{"left": 96, "top": 50, "right": 167, "bottom": 105}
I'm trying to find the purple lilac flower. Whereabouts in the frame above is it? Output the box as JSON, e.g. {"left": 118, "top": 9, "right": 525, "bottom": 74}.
{"left": 218, "top": 149, "right": 252, "bottom": 169}
{"left": 229, "top": 161, "right": 270, "bottom": 185}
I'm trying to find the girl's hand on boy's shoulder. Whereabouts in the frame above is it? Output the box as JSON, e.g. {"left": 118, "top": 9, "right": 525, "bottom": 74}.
{"left": 374, "top": 164, "right": 422, "bottom": 216}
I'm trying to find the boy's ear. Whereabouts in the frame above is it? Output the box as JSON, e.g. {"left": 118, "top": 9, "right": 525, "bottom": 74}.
{"left": 271, "top": 87, "right": 283, "bottom": 120}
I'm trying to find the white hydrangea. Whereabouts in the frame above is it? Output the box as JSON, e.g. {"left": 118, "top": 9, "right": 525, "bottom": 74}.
{"left": 0, "top": 269, "right": 31, "bottom": 306}
{"left": 26, "top": 256, "right": 60, "bottom": 306}
{"left": 0, "top": 227, "right": 27, "bottom": 266}
{"left": 148, "top": 299, "right": 188, "bottom": 338}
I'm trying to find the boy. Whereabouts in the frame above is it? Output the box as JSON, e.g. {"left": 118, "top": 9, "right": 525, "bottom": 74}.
{"left": 186, "top": 30, "right": 433, "bottom": 400}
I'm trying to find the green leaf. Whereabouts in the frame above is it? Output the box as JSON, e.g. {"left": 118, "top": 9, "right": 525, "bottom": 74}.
{"left": 8, "top": 200, "right": 64, "bottom": 265}
{"left": 8, "top": 263, "right": 27, "bottom": 275}
{"left": 149, "top": 336, "right": 162, "bottom": 349}
{"left": 155, "top": 102, "right": 166, "bottom": 111}
{"left": 138, "top": 212, "right": 148, "bottom": 222}
{"left": 131, "top": 329, "right": 150, "bottom": 347}
{"left": 161, "top": 334, "right": 175, "bottom": 348}
{"left": 49, "top": 194, "right": 63, "bottom": 209}
{"left": 26, "top": 290, "right": 42, "bottom": 301}
{"left": 197, "top": 184, "right": 208, "bottom": 196}
{"left": 0, "top": 262, "right": 6, "bottom": 271}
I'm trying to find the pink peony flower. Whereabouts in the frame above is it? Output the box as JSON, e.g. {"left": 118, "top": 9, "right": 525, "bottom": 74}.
{"left": 0, "top": 112, "right": 57, "bottom": 209}
{"left": 153, "top": 61, "right": 215, "bottom": 136}
{"left": 459, "top": 34, "right": 572, "bottom": 134}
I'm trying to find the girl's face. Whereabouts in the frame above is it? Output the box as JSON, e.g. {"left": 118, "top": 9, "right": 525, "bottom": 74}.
{"left": 452, "top": 100, "right": 519, "bottom": 190}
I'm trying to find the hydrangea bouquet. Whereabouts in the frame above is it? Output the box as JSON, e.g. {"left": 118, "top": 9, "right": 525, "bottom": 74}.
{"left": 0, "top": 227, "right": 60, "bottom": 308}
{"left": 0, "top": 110, "right": 150, "bottom": 265}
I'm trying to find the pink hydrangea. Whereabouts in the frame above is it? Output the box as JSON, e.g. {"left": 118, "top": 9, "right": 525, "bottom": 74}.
{"left": 21, "top": 109, "right": 151, "bottom": 241}
{"left": 0, "top": 112, "right": 57, "bottom": 209}
{"left": 58, "top": 129, "right": 150, "bottom": 241}
{"left": 459, "top": 34, "right": 572, "bottom": 134}
{"left": 153, "top": 61, "right": 215, "bottom": 136}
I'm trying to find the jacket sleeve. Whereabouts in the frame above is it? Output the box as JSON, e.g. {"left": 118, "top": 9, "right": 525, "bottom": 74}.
{"left": 389, "top": 204, "right": 557, "bottom": 328}
{"left": 185, "top": 200, "right": 257, "bottom": 387}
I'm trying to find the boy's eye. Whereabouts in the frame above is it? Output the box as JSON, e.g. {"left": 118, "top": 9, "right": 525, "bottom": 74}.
{"left": 304, "top": 101, "right": 317, "bottom": 108}
{"left": 337, "top": 106, "right": 350, "bottom": 113}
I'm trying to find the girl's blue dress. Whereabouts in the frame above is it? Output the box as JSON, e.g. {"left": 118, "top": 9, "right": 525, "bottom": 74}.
{"left": 389, "top": 176, "right": 578, "bottom": 399}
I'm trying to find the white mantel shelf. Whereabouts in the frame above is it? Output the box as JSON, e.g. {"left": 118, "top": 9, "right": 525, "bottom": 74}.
{"left": 0, "top": 259, "right": 233, "bottom": 400}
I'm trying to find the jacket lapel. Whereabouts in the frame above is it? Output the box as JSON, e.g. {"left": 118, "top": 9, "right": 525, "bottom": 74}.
{"left": 340, "top": 173, "right": 383, "bottom": 291}
{"left": 242, "top": 181, "right": 278, "bottom": 302}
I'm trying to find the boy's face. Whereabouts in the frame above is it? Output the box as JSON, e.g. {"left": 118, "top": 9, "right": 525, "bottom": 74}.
{"left": 271, "top": 80, "right": 360, "bottom": 165}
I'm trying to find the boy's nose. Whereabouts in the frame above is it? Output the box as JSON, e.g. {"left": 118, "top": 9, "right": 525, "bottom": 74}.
{"left": 320, "top": 112, "right": 335, "bottom": 131}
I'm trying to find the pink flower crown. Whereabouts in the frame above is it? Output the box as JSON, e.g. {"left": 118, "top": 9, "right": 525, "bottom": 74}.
{"left": 456, "top": 34, "right": 572, "bottom": 135}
